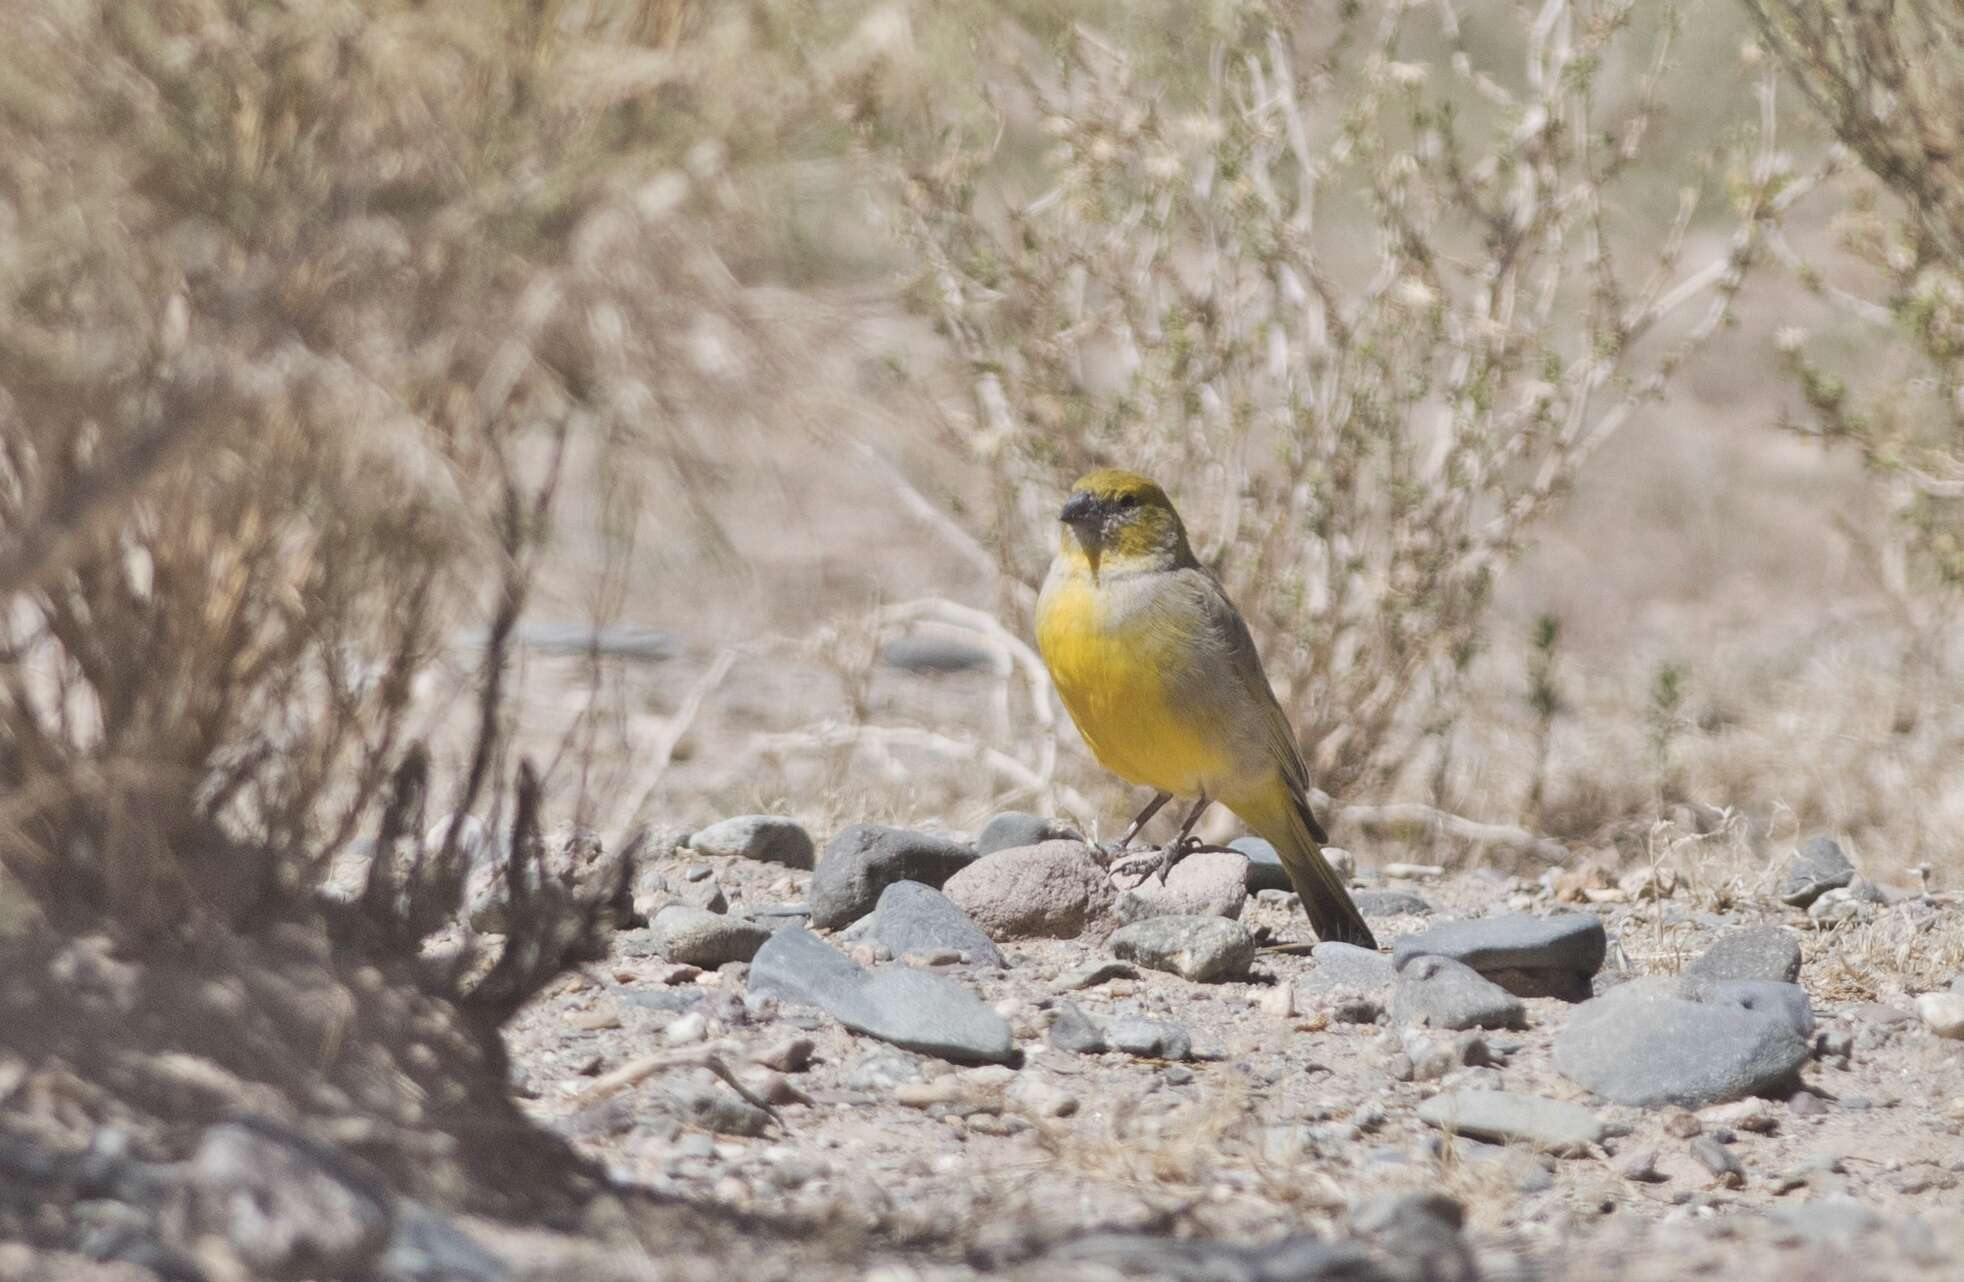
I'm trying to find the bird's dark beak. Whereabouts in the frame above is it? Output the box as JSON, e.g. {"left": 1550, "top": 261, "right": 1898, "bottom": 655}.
{"left": 1059, "top": 490, "right": 1104, "bottom": 547}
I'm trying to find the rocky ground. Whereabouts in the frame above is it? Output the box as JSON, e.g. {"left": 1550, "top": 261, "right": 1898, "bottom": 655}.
{"left": 6, "top": 814, "right": 1961, "bottom": 1281}
{"left": 486, "top": 814, "right": 1964, "bottom": 1281}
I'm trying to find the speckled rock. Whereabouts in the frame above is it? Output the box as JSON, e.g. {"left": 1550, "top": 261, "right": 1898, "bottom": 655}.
{"left": 942, "top": 840, "right": 1114, "bottom": 940}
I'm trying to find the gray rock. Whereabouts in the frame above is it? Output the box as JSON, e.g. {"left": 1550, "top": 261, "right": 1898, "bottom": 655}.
{"left": 1808, "top": 886, "right": 1881, "bottom": 924}
{"left": 1111, "top": 850, "right": 1248, "bottom": 923}
{"left": 1689, "top": 1135, "right": 1745, "bottom": 1186}
{"left": 747, "top": 927, "right": 1013, "bottom": 1063}
{"left": 1228, "top": 836, "right": 1292, "bottom": 893}
{"left": 1391, "top": 913, "right": 1606, "bottom": 1001}
{"left": 1057, "top": 959, "right": 1137, "bottom": 990}
{"left": 1106, "top": 1017, "right": 1193, "bottom": 1061}
{"left": 748, "top": 923, "right": 904, "bottom": 1011}
{"left": 845, "top": 1052, "right": 924, "bottom": 1091}
{"left": 686, "top": 815, "right": 814, "bottom": 868}
{"left": 942, "top": 840, "right": 1114, "bottom": 940}
{"left": 847, "top": 968, "right": 1015, "bottom": 1064}
{"left": 1619, "top": 1148, "right": 1665, "bottom": 1183}
{"left": 633, "top": 865, "right": 729, "bottom": 919}
{"left": 1048, "top": 1002, "right": 1108, "bottom": 1054}
{"left": 879, "top": 634, "right": 994, "bottom": 673}
{"left": 1416, "top": 1091, "right": 1605, "bottom": 1156}
{"left": 1110, "top": 915, "right": 1255, "bottom": 983}
{"left": 1713, "top": 979, "right": 1815, "bottom": 1039}
{"left": 1554, "top": 975, "right": 1811, "bottom": 1107}
{"left": 663, "top": 1079, "right": 773, "bottom": 1137}
{"left": 1353, "top": 889, "right": 1433, "bottom": 917}
{"left": 1348, "top": 1191, "right": 1477, "bottom": 1282}
{"left": 809, "top": 825, "right": 975, "bottom": 929}
{"left": 1779, "top": 836, "right": 1855, "bottom": 907}
{"left": 652, "top": 906, "right": 770, "bottom": 967}
{"left": 381, "top": 1202, "right": 509, "bottom": 1282}
{"left": 184, "top": 1121, "right": 392, "bottom": 1280}
{"left": 754, "top": 1036, "right": 815, "bottom": 1073}
{"left": 1950, "top": 972, "right": 1964, "bottom": 995}
{"left": 454, "top": 620, "right": 676, "bottom": 661}
{"left": 1302, "top": 941, "right": 1398, "bottom": 991}
{"left": 976, "top": 812, "right": 1082, "bottom": 857}
{"left": 1771, "top": 1195, "right": 1883, "bottom": 1244}
{"left": 1917, "top": 991, "right": 1964, "bottom": 1039}
{"left": 863, "top": 881, "right": 1004, "bottom": 968}
{"left": 1040, "top": 1233, "right": 1383, "bottom": 1282}
{"left": 1392, "top": 956, "right": 1528, "bottom": 1030}
{"left": 1685, "top": 926, "right": 1803, "bottom": 983}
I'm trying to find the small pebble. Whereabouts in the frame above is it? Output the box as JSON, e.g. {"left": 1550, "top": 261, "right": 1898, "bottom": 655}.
{"left": 1690, "top": 1136, "right": 1745, "bottom": 1188}
{"left": 1620, "top": 1148, "right": 1666, "bottom": 1183}
{"left": 1916, "top": 992, "right": 1964, "bottom": 1039}
{"left": 754, "top": 1037, "right": 815, "bottom": 1074}
{"left": 895, "top": 1080, "right": 962, "bottom": 1109}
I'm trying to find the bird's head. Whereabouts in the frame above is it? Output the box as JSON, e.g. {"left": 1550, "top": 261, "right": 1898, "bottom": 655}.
{"left": 1057, "top": 468, "right": 1194, "bottom": 573}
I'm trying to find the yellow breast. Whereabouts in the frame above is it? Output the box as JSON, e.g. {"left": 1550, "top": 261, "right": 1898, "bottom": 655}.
{"left": 1035, "top": 570, "right": 1232, "bottom": 795}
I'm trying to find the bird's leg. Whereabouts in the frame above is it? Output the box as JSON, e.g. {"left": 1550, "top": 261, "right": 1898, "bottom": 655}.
{"left": 1154, "top": 794, "right": 1212, "bottom": 884}
{"left": 1113, "top": 791, "right": 1173, "bottom": 851}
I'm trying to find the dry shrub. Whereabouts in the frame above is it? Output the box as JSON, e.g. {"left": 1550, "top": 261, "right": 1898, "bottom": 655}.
{"left": 1743, "top": 0, "right": 1964, "bottom": 707}
{"left": 906, "top": 0, "right": 1815, "bottom": 804}
{"left": 0, "top": 0, "right": 914, "bottom": 1225}
{"left": 0, "top": 0, "right": 905, "bottom": 928}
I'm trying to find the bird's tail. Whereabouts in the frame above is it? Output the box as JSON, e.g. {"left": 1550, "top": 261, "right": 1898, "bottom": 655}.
{"left": 1232, "top": 781, "right": 1377, "bottom": 949}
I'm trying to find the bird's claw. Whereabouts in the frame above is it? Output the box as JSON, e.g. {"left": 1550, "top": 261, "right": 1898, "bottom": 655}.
{"left": 1112, "top": 837, "right": 1207, "bottom": 889}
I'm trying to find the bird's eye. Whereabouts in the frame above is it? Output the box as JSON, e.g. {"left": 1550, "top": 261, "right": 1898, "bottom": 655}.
{"left": 1116, "top": 493, "right": 1138, "bottom": 509}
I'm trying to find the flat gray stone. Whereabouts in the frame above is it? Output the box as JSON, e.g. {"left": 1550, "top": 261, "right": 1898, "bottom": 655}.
{"left": 1771, "top": 1195, "right": 1884, "bottom": 1244}
{"left": 1392, "top": 956, "right": 1527, "bottom": 1030}
{"left": 845, "top": 968, "right": 1015, "bottom": 1064}
{"left": 747, "top": 926, "right": 1012, "bottom": 1063}
{"left": 1057, "top": 959, "right": 1137, "bottom": 990}
{"left": 652, "top": 906, "right": 771, "bottom": 967}
{"left": 1713, "top": 978, "right": 1815, "bottom": 1039}
{"left": 1353, "top": 889, "right": 1433, "bottom": 917}
{"left": 1106, "top": 1017, "right": 1193, "bottom": 1061}
{"left": 1554, "top": 975, "right": 1811, "bottom": 1107}
{"left": 1779, "top": 836, "right": 1854, "bottom": 907}
{"left": 1685, "top": 926, "right": 1803, "bottom": 983}
{"left": 879, "top": 634, "right": 994, "bottom": 673}
{"left": 864, "top": 881, "right": 1004, "bottom": 967}
{"left": 747, "top": 924, "right": 865, "bottom": 1007}
{"left": 1109, "top": 915, "right": 1255, "bottom": 983}
{"left": 1417, "top": 1090, "right": 1605, "bottom": 1156}
{"left": 686, "top": 815, "right": 814, "bottom": 868}
{"left": 1302, "top": 941, "right": 1397, "bottom": 991}
{"left": 976, "top": 811, "right": 1082, "bottom": 857}
{"left": 809, "top": 825, "right": 975, "bottom": 929}
{"left": 1392, "top": 913, "right": 1605, "bottom": 1001}
{"left": 1048, "top": 1002, "right": 1107, "bottom": 1054}
{"left": 1228, "top": 836, "right": 1291, "bottom": 893}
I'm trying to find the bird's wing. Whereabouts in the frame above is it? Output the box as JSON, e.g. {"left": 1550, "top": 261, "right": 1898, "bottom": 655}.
{"left": 1168, "top": 566, "right": 1317, "bottom": 796}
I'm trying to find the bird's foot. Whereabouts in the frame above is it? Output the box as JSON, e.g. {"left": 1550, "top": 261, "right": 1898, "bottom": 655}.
{"left": 1112, "top": 836, "right": 1210, "bottom": 888}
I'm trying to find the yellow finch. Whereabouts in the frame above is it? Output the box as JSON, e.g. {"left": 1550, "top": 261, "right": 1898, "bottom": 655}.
{"left": 1035, "top": 468, "right": 1376, "bottom": 949}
